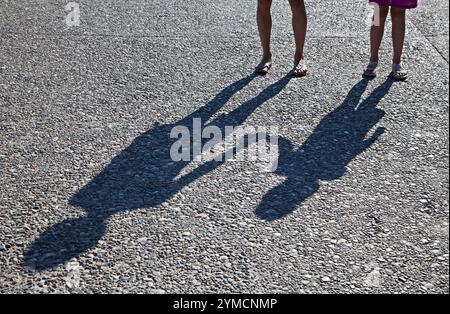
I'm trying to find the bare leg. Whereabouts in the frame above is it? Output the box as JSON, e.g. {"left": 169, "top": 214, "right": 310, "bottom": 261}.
{"left": 370, "top": 5, "right": 389, "bottom": 62}
{"left": 391, "top": 7, "right": 406, "bottom": 64}
{"left": 257, "top": 0, "right": 273, "bottom": 65}
{"left": 288, "top": 0, "right": 307, "bottom": 64}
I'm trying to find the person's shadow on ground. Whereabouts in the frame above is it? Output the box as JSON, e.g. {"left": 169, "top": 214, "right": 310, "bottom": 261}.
{"left": 24, "top": 74, "right": 394, "bottom": 270}
{"left": 24, "top": 73, "right": 293, "bottom": 271}
{"left": 256, "top": 77, "right": 395, "bottom": 221}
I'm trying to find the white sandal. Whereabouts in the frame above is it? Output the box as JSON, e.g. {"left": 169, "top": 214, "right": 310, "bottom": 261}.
{"left": 391, "top": 63, "right": 408, "bottom": 81}
{"left": 255, "top": 61, "right": 272, "bottom": 74}
{"left": 293, "top": 59, "right": 308, "bottom": 77}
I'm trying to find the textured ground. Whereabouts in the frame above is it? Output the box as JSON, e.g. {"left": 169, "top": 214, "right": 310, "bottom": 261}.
{"left": 0, "top": 0, "right": 448, "bottom": 293}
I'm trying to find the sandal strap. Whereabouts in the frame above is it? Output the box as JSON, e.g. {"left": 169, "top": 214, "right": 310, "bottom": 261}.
{"left": 392, "top": 63, "right": 405, "bottom": 72}
{"left": 294, "top": 60, "right": 307, "bottom": 71}
{"left": 367, "top": 60, "right": 379, "bottom": 70}
{"left": 392, "top": 64, "right": 407, "bottom": 76}
{"left": 259, "top": 62, "right": 271, "bottom": 68}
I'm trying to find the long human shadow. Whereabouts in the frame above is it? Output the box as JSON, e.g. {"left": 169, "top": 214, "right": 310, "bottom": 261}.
{"left": 256, "top": 77, "right": 395, "bottom": 221}
{"left": 24, "top": 73, "right": 292, "bottom": 270}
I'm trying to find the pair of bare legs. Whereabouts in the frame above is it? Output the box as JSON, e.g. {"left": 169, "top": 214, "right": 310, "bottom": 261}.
{"left": 365, "top": 5, "right": 408, "bottom": 80}
{"left": 255, "top": 0, "right": 307, "bottom": 76}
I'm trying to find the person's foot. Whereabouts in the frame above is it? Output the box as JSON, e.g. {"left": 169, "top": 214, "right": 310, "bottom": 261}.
{"left": 293, "top": 59, "right": 308, "bottom": 77}
{"left": 391, "top": 63, "right": 408, "bottom": 81}
{"left": 255, "top": 55, "right": 272, "bottom": 75}
{"left": 363, "top": 60, "right": 379, "bottom": 78}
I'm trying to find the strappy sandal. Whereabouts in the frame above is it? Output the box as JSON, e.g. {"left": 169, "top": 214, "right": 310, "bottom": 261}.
{"left": 293, "top": 59, "right": 308, "bottom": 77}
{"left": 255, "top": 61, "right": 272, "bottom": 75}
{"left": 391, "top": 63, "right": 408, "bottom": 81}
{"left": 363, "top": 60, "right": 379, "bottom": 78}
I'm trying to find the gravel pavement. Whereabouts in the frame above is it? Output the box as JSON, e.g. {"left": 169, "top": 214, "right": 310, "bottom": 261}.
{"left": 0, "top": 0, "right": 448, "bottom": 293}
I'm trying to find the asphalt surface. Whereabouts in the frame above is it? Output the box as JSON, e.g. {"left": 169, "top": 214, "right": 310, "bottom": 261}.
{"left": 0, "top": 0, "right": 449, "bottom": 293}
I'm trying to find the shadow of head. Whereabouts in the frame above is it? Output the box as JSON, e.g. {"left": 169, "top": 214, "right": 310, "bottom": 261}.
{"left": 23, "top": 216, "right": 106, "bottom": 271}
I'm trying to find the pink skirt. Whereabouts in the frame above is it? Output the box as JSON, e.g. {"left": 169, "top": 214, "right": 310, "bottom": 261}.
{"left": 369, "top": 0, "right": 418, "bottom": 9}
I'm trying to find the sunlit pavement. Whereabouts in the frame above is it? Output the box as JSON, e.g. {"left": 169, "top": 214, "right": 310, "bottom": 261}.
{"left": 0, "top": 0, "right": 448, "bottom": 293}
